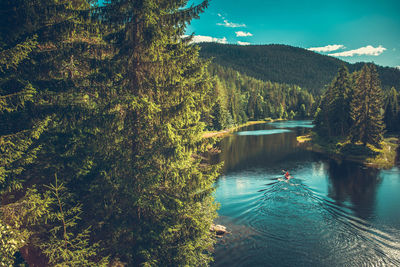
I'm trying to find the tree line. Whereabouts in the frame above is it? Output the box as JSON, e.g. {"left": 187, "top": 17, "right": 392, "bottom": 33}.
{"left": 1, "top": 0, "right": 219, "bottom": 266}
{"left": 205, "top": 63, "right": 315, "bottom": 130}
{"left": 198, "top": 42, "right": 400, "bottom": 94}
{"left": 315, "top": 64, "right": 400, "bottom": 148}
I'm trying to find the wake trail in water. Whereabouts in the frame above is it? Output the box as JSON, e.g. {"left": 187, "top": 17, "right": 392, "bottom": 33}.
{"left": 250, "top": 177, "right": 400, "bottom": 266}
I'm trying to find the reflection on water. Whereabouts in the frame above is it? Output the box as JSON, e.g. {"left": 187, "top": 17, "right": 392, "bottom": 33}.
{"left": 236, "top": 129, "right": 291, "bottom": 136}
{"left": 220, "top": 123, "right": 310, "bottom": 172}
{"left": 327, "top": 160, "right": 381, "bottom": 220}
{"left": 213, "top": 121, "right": 400, "bottom": 267}
{"left": 268, "top": 120, "right": 314, "bottom": 128}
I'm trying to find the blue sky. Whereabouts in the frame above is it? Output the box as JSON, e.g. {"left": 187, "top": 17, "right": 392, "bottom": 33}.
{"left": 185, "top": 0, "right": 400, "bottom": 68}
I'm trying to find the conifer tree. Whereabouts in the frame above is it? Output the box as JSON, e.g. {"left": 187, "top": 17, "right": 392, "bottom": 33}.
{"left": 314, "top": 66, "right": 353, "bottom": 138}
{"left": 327, "top": 65, "right": 353, "bottom": 136}
{"left": 1, "top": 0, "right": 109, "bottom": 264}
{"left": 94, "top": 0, "right": 219, "bottom": 265}
{"left": 0, "top": 3, "right": 51, "bottom": 263}
{"left": 350, "top": 64, "right": 385, "bottom": 147}
{"left": 39, "top": 175, "right": 109, "bottom": 266}
{"left": 210, "top": 78, "right": 230, "bottom": 130}
{"left": 384, "top": 87, "right": 399, "bottom": 132}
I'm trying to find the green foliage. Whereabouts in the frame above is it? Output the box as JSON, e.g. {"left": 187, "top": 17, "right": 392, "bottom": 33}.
{"left": 1, "top": 0, "right": 111, "bottom": 265}
{"left": 315, "top": 64, "right": 387, "bottom": 150}
{"left": 198, "top": 43, "right": 400, "bottom": 93}
{"left": 315, "top": 65, "right": 353, "bottom": 137}
{"left": 39, "top": 175, "right": 108, "bottom": 266}
{"left": 384, "top": 87, "right": 400, "bottom": 132}
{"left": 0, "top": 1, "right": 397, "bottom": 265}
{"left": 350, "top": 64, "right": 385, "bottom": 147}
{"left": 207, "top": 63, "right": 315, "bottom": 129}
{"left": 85, "top": 0, "right": 220, "bottom": 265}
{"left": 0, "top": 187, "right": 54, "bottom": 266}
{"left": 0, "top": 36, "right": 38, "bottom": 72}
{"left": 0, "top": 220, "right": 26, "bottom": 266}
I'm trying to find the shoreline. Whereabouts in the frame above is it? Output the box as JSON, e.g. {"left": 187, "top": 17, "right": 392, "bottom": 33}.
{"left": 202, "top": 119, "right": 287, "bottom": 139}
{"left": 297, "top": 133, "right": 399, "bottom": 169}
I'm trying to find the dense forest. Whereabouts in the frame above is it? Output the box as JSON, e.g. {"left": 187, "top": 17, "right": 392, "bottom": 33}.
{"left": 205, "top": 63, "right": 315, "bottom": 130}
{"left": 314, "top": 64, "right": 400, "bottom": 152}
{"left": 199, "top": 43, "right": 400, "bottom": 93}
{"left": 1, "top": 0, "right": 219, "bottom": 266}
{"left": 202, "top": 45, "right": 400, "bottom": 140}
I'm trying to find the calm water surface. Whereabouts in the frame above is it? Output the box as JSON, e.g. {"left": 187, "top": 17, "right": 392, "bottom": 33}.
{"left": 213, "top": 120, "right": 400, "bottom": 267}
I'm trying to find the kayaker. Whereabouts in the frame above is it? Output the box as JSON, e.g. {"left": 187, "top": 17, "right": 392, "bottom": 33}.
{"left": 282, "top": 170, "right": 290, "bottom": 179}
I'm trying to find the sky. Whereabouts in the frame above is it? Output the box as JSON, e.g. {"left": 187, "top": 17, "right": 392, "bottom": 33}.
{"left": 185, "top": 0, "right": 400, "bottom": 68}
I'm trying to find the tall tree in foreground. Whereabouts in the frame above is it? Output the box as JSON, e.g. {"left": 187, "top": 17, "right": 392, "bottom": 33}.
{"left": 0, "top": 1, "right": 53, "bottom": 263}
{"left": 1, "top": 0, "right": 109, "bottom": 265}
{"left": 350, "top": 64, "right": 385, "bottom": 147}
{"left": 94, "top": 0, "right": 219, "bottom": 265}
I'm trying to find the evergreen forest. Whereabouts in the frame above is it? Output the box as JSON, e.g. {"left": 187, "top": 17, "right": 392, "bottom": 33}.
{"left": 1, "top": 1, "right": 218, "bottom": 266}
{"left": 199, "top": 43, "right": 400, "bottom": 94}
{"left": 1, "top": 1, "right": 400, "bottom": 266}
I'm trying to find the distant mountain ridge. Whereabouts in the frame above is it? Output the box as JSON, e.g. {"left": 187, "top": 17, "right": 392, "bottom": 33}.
{"left": 198, "top": 43, "right": 400, "bottom": 93}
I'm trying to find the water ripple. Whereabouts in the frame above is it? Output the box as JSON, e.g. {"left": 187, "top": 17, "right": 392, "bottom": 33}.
{"left": 214, "top": 175, "right": 400, "bottom": 266}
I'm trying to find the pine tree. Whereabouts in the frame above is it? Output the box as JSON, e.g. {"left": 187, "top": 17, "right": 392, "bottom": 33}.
{"left": 1, "top": 0, "right": 109, "bottom": 264}
{"left": 314, "top": 65, "right": 353, "bottom": 138}
{"left": 328, "top": 65, "right": 353, "bottom": 136}
{"left": 94, "top": 1, "right": 219, "bottom": 265}
{"left": 211, "top": 78, "right": 230, "bottom": 130}
{"left": 0, "top": 4, "right": 51, "bottom": 263}
{"left": 384, "top": 87, "right": 399, "bottom": 132}
{"left": 40, "top": 175, "right": 109, "bottom": 266}
{"left": 350, "top": 64, "right": 385, "bottom": 147}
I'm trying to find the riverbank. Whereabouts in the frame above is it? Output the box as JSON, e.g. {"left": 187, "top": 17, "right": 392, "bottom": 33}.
{"left": 297, "top": 133, "right": 399, "bottom": 169}
{"left": 203, "top": 119, "right": 284, "bottom": 138}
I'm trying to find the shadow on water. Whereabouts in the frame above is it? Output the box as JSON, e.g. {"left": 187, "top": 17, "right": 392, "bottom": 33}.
{"left": 219, "top": 123, "right": 313, "bottom": 172}
{"left": 326, "top": 160, "right": 381, "bottom": 220}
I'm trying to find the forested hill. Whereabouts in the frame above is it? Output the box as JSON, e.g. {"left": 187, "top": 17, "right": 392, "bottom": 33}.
{"left": 198, "top": 43, "right": 400, "bottom": 93}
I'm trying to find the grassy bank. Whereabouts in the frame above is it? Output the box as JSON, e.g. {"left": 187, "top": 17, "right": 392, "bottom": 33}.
{"left": 202, "top": 118, "right": 285, "bottom": 139}
{"left": 297, "top": 133, "right": 399, "bottom": 169}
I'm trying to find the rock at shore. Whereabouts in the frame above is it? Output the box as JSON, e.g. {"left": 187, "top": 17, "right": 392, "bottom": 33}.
{"left": 210, "top": 224, "right": 229, "bottom": 237}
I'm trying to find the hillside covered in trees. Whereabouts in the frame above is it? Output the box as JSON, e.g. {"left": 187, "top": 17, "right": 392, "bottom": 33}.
{"left": 204, "top": 63, "right": 315, "bottom": 130}
{"left": 199, "top": 43, "right": 400, "bottom": 93}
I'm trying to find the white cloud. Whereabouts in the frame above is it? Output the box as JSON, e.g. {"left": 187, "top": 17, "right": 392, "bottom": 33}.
{"left": 186, "top": 35, "right": 227, "bottom": 44}
{"left": 237, "top": 41, "right": 250, "bottom": 45}
{"left": 328, "top": 45, "right": 386, "bottom": 57}
{"left": 236, "top": 31, "right": 253, "bottom": 37}
{"left": 217, "top": 19, "right": 246, "bottom": 28}
{"left": 308, "top": 44, "right": 345, "bottom": 52}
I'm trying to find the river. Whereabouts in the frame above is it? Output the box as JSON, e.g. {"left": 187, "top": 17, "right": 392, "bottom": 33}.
{"left": 212, "top": 120, "right": 400, "bottom": 267}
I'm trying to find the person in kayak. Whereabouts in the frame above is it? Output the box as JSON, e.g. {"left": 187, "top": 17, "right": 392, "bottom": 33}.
{"left": 282, "top": 170, "right": 291, "bottom": 179}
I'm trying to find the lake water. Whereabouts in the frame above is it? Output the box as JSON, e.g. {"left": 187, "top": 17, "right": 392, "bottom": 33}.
{"left": 213, "top": 120, "right": 400, "bottom": 267}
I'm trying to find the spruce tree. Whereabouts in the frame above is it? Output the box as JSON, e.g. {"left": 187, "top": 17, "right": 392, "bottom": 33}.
{"left": 314, "top": 85, "right": 332, "bottom": 137}
{"left": 350, "top": 64, "right": 385, "bottom": 147}
{"left": 328, "top": 65, "right": 353, "bottom": 136}
{"left": 0, "top": 3, "right": 51, "bottom": 263}
{"left": 314, "top": 65, "right": 353, "bottom": 138}
{"left": 94, "top": 1, "right": 219, "bottom": 265}
{"left": 384, "top": 87, "right": 399, "bottom": 132}
{"left": 1, "top": 0, "right": 109, "bottom": 265}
